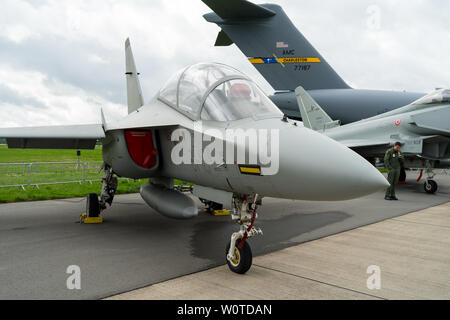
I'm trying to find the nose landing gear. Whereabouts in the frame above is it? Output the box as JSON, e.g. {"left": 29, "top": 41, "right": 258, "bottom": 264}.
{"left": 417, "top": 162, "right": 439, "bottom": 194}
{"left": 226, "top": 194, "right": 263, "bottom": 274}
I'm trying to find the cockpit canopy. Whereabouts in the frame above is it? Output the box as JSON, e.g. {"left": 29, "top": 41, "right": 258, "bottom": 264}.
{"left": 412, "top": 88, "right": 450, "bottom": 106}
{"left": 158, "top": 63, "right": 282, "bottom": 121}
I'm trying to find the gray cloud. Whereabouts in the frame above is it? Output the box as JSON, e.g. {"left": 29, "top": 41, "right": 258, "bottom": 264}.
{"left": 0, "top": 0, "right": 448, "bottom": 127}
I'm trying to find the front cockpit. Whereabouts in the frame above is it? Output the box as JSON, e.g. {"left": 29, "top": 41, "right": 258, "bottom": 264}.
{"left": 158, "top": 63, "right": 283, "bottom": 121}
{"left": 412, "top": 88, "right": 450, "bottom": 106}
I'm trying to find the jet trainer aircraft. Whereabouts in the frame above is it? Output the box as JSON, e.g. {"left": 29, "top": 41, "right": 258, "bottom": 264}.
{"left": 201, "top": 0, "right": 425, "bottom": 123}
{"left": 296, "top": 87, "right": 450, "bottom": 194}
{"left": 0, "top": 40, "right": 388, "bottom": 274}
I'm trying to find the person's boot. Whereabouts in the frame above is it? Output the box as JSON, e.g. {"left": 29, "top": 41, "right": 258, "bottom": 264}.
{"left": 385, "top": 196, "right": 392, "bottom": 200}
{"left": 391, "top": 196, "right": 399, "bottom": 200}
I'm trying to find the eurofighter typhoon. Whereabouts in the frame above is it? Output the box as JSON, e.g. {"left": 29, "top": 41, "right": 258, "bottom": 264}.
{"left": 0, "top": 40, "right": 388, "bottom": 274}
{"left": 296, "top": 87, "right": 450, "bottom": 194}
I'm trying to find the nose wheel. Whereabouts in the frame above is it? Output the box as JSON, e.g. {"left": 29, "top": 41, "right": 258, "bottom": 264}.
{"left": 226, "top": 240, "right": 252, "bottom": 274}
{"left": 418, "top": 162, "right": 439, "bottom": 194}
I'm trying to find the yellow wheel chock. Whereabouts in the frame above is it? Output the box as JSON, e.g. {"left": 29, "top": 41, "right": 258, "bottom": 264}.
{"left": 212, "top": 210, "right": 231, "bottom": 216}
{"left": 80, "top": 213, "right": 103, "bottom": 224}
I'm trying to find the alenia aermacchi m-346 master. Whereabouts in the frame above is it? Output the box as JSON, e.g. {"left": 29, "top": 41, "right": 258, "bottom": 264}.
{"left": 296, "top": 86, "right": 450, "bottom": 195}
{"left": 0, "top": 40, "right": 389, "bottom": 274}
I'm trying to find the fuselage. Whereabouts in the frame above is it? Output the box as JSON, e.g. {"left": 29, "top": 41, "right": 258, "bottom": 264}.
{"left": 102, "top": 98, "right": 388, "bottom": 202}
{"left": 325, "top": 103, "right": 450, "bottom": 163}
{"left": 270, "top": 89, "right": 424, "bottom": 124}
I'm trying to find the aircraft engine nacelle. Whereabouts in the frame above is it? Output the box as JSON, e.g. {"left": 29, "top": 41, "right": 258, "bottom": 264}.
{"left": 140, "top": 183, "right": 198, "bottom": 220}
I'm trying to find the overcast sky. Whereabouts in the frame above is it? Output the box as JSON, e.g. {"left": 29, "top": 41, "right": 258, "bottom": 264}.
{"left": 0, "top": 0, "right": 448, "bottom": 127}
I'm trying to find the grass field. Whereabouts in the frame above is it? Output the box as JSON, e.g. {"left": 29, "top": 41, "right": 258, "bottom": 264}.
{"left": 0, "top": 145, "right": 103, "bottom": 163}
{"left": 0, "top": 179, "right": 145, "bottom": 204}
{"left": 0, "top": 146, "right": 194, "bottom": 204}
{"left": 0, "top": 146, "right": 147, "bottom": 203}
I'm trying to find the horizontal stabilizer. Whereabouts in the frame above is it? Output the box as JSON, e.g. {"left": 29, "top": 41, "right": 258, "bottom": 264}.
{"left": 215, "top": 30, "right": 234, "bottom": 46}
{"left": 202, "top": 0, "right": 275, "bottom": 20}
{"left": 295, "top": 86, "right": 340, "bottom": 131}
{"left": 0, "top": 124, "right": 105, "bottom": 149}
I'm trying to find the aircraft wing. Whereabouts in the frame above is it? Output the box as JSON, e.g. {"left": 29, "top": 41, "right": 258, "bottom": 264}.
{"left": 0, "top": 124, "right": 105, "bottom": 149}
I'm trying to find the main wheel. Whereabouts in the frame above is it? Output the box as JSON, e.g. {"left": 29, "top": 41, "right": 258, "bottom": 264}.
{"left": 226, "top": 240, "right": 252, "bottom": 274}
{"left": 424, "top": 180, "right": 438, "bottom": 194}
{"left": 210, "top": 202, "right": 223, "bottom": 212}
{"left": 86, "top": 193, "right": 100, "bottom": 217}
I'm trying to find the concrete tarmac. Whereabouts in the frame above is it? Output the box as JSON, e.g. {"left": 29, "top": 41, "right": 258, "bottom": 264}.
{"left": 0, "top": 174, "right": 449, "bottom": 299}
{"left": 109, "top": 202, "right": 450, "bottom": 300}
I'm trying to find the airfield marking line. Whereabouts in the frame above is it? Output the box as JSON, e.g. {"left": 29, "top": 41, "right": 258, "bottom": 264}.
{"left": 252, "top": 264, "right": 386, "bottom": 300}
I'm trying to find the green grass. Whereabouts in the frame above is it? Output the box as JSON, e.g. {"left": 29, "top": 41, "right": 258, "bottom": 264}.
{"left": 0, "top": 145, "right": 141, "bottom": 203}
{"left": 0, "top": 145, "right": 103, "bottom": 163}
{"left": 0, "top": 179, "right": 146, "bottom": 204}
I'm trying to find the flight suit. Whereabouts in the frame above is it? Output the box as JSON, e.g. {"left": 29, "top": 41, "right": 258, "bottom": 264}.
{"left": 384, "top": 147, "right": 404, "bottom": 198}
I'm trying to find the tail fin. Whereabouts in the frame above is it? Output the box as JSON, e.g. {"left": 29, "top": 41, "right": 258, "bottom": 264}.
{"left": 295, "top": 86, "right": 341, "bottom": 131}
{"left": 125, "top": 38, "right": 144, "bottom": 114}
{"left": 202, "top": 0, "right": 350, "bottom": 91}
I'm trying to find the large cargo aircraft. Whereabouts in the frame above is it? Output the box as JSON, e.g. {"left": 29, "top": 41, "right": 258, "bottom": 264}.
{"left": 202, "top": 0, "right": 425, "bottom": 123}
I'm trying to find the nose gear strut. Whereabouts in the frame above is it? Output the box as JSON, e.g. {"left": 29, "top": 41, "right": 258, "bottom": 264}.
{"left": 226, "top": 194, "right": 263, "bottom": 274}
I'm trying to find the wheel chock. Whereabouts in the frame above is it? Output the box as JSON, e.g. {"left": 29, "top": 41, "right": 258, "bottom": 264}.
{"left": 212, "top": 210, "right": 231, "bottom": 216}
{"left": 80, "top": 213, "right": 103, "bottom": 224}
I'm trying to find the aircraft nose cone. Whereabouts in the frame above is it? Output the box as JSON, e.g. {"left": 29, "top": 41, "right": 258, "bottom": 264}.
{"left": 276, "top": 127, "right": 389, "bottom": 201}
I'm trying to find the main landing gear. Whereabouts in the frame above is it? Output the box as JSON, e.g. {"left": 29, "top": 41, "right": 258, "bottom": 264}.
{"left": 226, "top": 194, "right": 263, "bottom": 274}
{"left": 85, "top": 164, "right": 118, "bottom": 218}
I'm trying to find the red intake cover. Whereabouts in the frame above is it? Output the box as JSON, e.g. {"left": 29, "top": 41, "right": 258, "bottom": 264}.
{"left": 125, "top": 130, "right": 158, "bottom": 169}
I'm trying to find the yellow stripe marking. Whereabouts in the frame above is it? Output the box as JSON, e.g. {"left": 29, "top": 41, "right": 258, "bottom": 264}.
{"left": 280, "top": 57, "right": 321, "bottom": 63}
{"left": 248, "top": 58, "right": 265, "bottom": 64}
{"left": 240, "top": 167, "right": 261, "bottom": 174}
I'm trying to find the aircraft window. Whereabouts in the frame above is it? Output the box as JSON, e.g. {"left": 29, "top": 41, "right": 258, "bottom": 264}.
{"left": 158, "top": 68, "right": 185, "bottom": 107}
{"left": 159, "top": 63, "right": 244, "bottom": 119}
{"left": 201, "top": 79, "right": 283, "bottom": 121}
{"left": 412, "top": 89, "right": 450, "bottom": 105}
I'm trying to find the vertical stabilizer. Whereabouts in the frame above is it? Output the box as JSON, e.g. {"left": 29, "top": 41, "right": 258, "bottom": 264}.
{"left": 203, "top": 0, "right": 350, "bottom": 91}
{"left": 295, "top": 86, "right": 340, "bottom": 131}
{"left": 125, "top": 38, "right": 144, "bottom": 114}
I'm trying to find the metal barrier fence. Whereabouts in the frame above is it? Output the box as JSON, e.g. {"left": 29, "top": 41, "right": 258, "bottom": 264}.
{"left": 0, "top": 161, "right": 104, "bottom": 189}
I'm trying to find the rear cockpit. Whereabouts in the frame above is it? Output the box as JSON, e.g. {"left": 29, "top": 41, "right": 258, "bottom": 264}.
{"left": 158, "top": 63, "right": 282, "bottom": 121}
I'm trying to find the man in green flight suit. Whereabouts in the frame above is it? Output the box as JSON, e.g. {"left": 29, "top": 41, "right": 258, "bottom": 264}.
{"left": 384, "top": 142, "right": 405, "bottom": 200}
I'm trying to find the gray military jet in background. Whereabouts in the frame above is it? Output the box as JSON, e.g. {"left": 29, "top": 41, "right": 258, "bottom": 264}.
{"left": 0, "top": 40, "right": 388, "bottom": 274}
{"left": 296, "top": 87, "right": 450, "bottom": 194}
{"left": 202, "top": 0, "right": 425, "bottom": 123}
